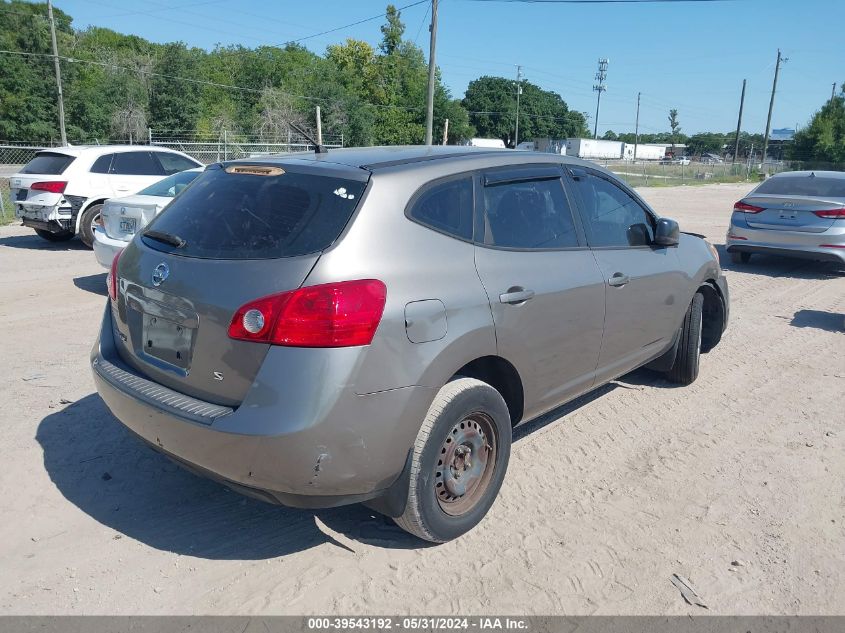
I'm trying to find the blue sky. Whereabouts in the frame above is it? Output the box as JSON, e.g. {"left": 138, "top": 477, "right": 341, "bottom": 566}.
{"left": 52, "top": 0, "right": 843, "bottom": 136}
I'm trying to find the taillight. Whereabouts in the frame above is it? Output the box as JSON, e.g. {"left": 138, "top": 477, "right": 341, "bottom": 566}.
{"left": 228, "top": 279, "right": 387, "bottom": 348}
{"left": 107, "top": 249, "right": 123, "bottom": 301}
{"left": 812, "top": 208, "right": 845, "bottom": 219}
{"left": 30, "top": 181, "right": 67, "bottom": 193}
{"left": 734, "top": 201, "right": 764, "bottom": 213}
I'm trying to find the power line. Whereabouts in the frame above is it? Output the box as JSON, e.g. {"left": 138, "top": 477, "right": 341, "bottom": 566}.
{"left": 286, "top": 0, "right": 429, "bottom": 45}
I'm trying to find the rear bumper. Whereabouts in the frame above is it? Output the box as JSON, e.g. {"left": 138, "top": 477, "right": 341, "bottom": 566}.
{"left": 21, "top": 218, "right": 72, "bottom": 234}
{"left": 91, "top": 305, "right": 433, "bottom": 508}
{"left": 93, "top": 228, "right": 127, "bottom": 268}
{"left": 726, "top": 218, "right": 845, "bottom": 264}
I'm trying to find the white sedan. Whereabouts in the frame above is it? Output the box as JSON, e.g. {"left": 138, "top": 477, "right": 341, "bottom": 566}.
{"left": 93, "top": 168, "right": 203, "bottom": 268}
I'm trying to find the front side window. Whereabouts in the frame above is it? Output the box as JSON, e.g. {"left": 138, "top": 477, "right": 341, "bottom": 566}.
{"left": 110, "top": 151, "right": 163, "bottom": 176}
{"left": 571, "top": 171, "right": 655, "bottom": 247}
{"left": 481, "top": 177, "right": 579, "bottom": 249}
{"left": 408, "top": 177, "right": 473, "bottom": 240}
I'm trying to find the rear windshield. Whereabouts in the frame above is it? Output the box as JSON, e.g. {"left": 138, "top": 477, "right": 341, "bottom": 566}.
{"left": 20, "top": 152, "right": 75, "bottom": 175}
{"left": 138, "top": 169, "right": 201, "bottom": 198}
{"left": 142, "top": 164, "right": 367, "bottom": 259}
{"left": 755, "top": 175, "right": 845, "bottom": 198}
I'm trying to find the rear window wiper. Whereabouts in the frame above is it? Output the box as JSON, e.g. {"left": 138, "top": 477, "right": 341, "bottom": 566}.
{"left": 143, "top": 230, "right": 187, "bottom": 248}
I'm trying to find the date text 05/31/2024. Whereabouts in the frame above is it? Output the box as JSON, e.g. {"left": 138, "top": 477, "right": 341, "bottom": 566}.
{"left": 307, "top": 617, "right": 529, "bottom": 630}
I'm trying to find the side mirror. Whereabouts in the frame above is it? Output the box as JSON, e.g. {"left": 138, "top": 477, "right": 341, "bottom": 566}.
{"left": 654, "top": 217, "right": 680, "bottom": 247}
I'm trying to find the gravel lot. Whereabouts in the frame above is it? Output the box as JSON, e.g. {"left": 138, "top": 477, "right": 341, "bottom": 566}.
{"left": 0, "top": 182, "right": 843, "bottom": 615}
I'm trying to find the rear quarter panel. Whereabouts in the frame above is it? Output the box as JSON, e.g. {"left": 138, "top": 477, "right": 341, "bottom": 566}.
{"left": 304, "top": 168, "right": 498, "bottom": 396}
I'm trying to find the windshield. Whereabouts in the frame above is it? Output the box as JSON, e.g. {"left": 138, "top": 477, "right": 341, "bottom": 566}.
{"left": 142, "top": 163, "right": 367, "bottom": 259}
{"left": 755, "top": 174, "right": 845, "bottom": 198}
{"left": 137, "top": 169, "right": 202, "bottom": 198}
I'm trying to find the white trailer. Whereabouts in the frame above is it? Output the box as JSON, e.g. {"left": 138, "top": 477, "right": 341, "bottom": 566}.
{"left": 622, "top": 143, "right": 665, "bottom": 161}
{"left": 467, "top": 138, "right": 506, "bottom": 149}
{"left": 565, "top": 138, "right": 623, "bottom": 160}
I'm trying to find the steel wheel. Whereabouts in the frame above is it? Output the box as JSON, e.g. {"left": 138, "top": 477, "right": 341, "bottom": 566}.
{"left": 434, "top": 412, "right": 497, "bottom": 516}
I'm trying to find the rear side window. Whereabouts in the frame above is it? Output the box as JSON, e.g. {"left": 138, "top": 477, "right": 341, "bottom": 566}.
{"left": 408, "top": 177, "right": 473, "bottom": 240}
{"left": 142, "top": 164, "right": 367, "bottom": 259}
{"left": 156, "top": 152, "right": 201, "bottom": 175}
{"left": 481, "top": 177, "right": 579, "bottom": 249}
{"left": 20, "top": 152, "right": 75, "bottom": 174}
{"left": 110, "top": 151, "right": 164, "bottom": 176}
{"left": 754, "top": 175, "right": 845, "bottom": 198}
{"left": 90, "top": 154, "right": 114, "bottom": 174}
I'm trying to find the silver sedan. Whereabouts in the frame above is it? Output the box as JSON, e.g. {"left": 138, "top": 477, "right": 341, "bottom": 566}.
{"left": 726, "top": 171, "right": 845, "bottom": 264}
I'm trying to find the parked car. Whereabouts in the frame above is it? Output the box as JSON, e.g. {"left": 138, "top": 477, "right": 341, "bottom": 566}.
{"left": 699, "top": 153, "right": 724, "bottom": 165}
{"left": 92, "top": 146, "right": 729, "bottom": 542}
{"left": 93, "top": 167, "right": 203, "bottom": 268}
{"left": 674, "top": 156, "right": 691, "bottom": 166}
{"left": 10, "top": 146, "right": 202, "bottom": 247}
{"left": 726, "top": 170, "right": 845, "bottom": 265}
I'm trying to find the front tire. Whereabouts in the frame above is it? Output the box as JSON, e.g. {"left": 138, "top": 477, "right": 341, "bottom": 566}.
{"left": 666, "top": 292, "right": 704, "bottom": 386}
{"left": 78, "top": 203, "right": 103, "bottom": 249}
{"left": 395, "top": 377, "right": 512, "bottom": 543}
{"left": 35, "top": 228, "right": 74, "bottom": 242}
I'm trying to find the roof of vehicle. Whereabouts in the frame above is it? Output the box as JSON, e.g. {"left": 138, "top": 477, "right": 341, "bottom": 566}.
{"left": 228, "top": 145, "right": 587, "bottom": 173}
{"left": 768, "top": 170, "right": 845, "bottom": 179}
{"left": 36, "top": 145, "right": 192, "bottom": 157}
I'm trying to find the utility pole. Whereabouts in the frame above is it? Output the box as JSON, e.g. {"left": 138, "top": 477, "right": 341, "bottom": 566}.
{"left": 592, "top": 58, "right": 608, "bottom": 139}
{"left": 424, "top": 0, "right": 438, "bottom": 146}
{"left": 47, "top": 0, "right": 67, "bottom": 146}
{"left": 315, "top": 105, "right": 323, "bottom": 146}
{"left": 762, "top": 49, "right": 786, "bottom": 164}
{"left": 733, "top": 79, "right": 746, "bottom": 163}
{"left": 442, "top": 118, "right": 449, "bottom": 145}
{"left": 514, "top": 65, "right": 523, "bottom": 147}
{"left": 633, "top": 92, "right": 641, "bottom": 161}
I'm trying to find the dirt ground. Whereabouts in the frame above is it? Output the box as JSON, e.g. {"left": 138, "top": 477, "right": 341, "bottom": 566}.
{"left": 0, "top": 182, "right": 843, "bottom": 615}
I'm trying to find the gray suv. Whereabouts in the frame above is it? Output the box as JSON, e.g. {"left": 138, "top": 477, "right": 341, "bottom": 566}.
{"left": 92, "top": 146, "right": 728, "bottom": 542}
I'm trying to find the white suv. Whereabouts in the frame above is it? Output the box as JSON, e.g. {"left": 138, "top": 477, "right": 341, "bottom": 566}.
{"left": 9, "top": 145, "right": 202, "bottom": 247}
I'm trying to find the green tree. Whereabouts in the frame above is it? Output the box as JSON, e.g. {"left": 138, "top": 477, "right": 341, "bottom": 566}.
{"left": 379, "top": 4, "right": 404, "bottom": 55}
{"left": 668, "top": 109, "right": 681, "bottom": 146}
{"left": 462, "top": 75, "right": 586, "bottom": 146}
{"left": 149, "top": 43, "right": 202, "bottom": 132}
{"left": 789, "top": 93, "right": 845, "bottom": 163}
{"left": 602, "top": 130, "right": 618, "bottom": 141}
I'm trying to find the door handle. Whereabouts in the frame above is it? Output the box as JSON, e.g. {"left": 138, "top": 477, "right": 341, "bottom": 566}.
{"left": 608, "top": 272, "right": 630, "bottom": 287}
{"left": 499, "top": 288, "right": 535, "bottom": 304}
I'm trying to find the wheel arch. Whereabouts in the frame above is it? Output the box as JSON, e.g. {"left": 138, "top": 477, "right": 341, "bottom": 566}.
{"left": 74, "top": 198, "right": 108, "bottom": 233}
{"left": 451, "top": 355, "right": 525, "bottom": 426}
{"left": 699, "top": 281, "right": 725, "bottom": 353}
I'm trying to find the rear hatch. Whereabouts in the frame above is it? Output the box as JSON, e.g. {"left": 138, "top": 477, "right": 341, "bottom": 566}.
{"left": 111, "top": 160, "right": 369, "bottom": 407}
{"left": 743, "top": 195, "right": 844, "bottom": 233}
{"left": 101, "top": 194, "right": 165, "bottom": 242}
{"left": 10, "top": 151, "right": 76, "bottom": 211}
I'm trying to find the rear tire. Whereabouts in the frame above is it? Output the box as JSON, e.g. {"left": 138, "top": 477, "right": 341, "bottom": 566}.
{"left": 394, "top": 377, "right": 512, "bottom": 543}
{"left": 78, "top": 203, "right": 103, "bottom": 249}
{"left": 35, "top": 228, "right": 74, "bottom": 242}
{"left": 666, "top": 292, "right": 704, "bottom": 386}
{"left": 730, "top": 251, "right": 751, "bottom": 264}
